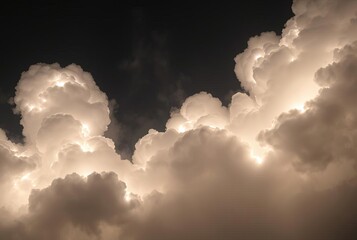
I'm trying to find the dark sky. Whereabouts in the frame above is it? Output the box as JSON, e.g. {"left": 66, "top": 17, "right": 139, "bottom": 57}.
{"left": 0, "top": 1, "right": 293, "bottom": 156}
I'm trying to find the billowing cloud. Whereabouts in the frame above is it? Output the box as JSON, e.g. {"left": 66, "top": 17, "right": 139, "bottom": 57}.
{"left": 166, "top": 92, "right": 229, "bottom": 133}
{"left": 125, "top": 129, "right": 357, "bottom": 240}
{"left": 0, "top": 129, "right": 38, "bottom": 210}
{"left": 259, "top": 42, "right": 357, "bottom": 171}
{"left": 1, "top": 0, "right": 357, "bottom": 239}
{"left": 0, "top": 63, "right": 133, "bottom": 210}
{"left": 0, "top": 172, "right": 139, "bottom": 240}
{"left": 14, "top": 64, "right": 110, "bottom": 142}
{"left": 229, "top": 0, "right": 357, "bottom": 161}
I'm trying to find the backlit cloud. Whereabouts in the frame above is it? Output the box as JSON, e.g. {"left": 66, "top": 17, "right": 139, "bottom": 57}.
{"left": 1, "top": 0, "right": 357, "bottom": 239}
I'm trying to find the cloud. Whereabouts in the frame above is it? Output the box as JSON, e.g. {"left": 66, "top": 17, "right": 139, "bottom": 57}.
{"left": 126, "top": 128, "right": 357, "bottom": 240}
{"left": 0, "top": 63, "right": 133, "bottom": 209}
{"left": 229, "top": 0, "right": 357, "bottom": 160}
{"left": 2, "top": 128, "right": 357, "bottom": 240}
{"left": 1, "top": 0, "right": 357, "bottom": 239}
{"left": 0, "top": 130, "right": 36, "bottom": 180}
{"left": 0, "top": 172, "right": 138, "bottom": 240}
{"left": 14, "top": 64, "right": 110, "bottom": 142}
{"left": 166, "top": 92, "right": 229, "bottom": 133}
{"left": 259, "top": 42, "right": 357, "bottom": 171}
{"left": 123, "top": 128, "right": 295, "bottom": 240}
{"left": 0, "top": 129, "right": 38, "bottom": 210}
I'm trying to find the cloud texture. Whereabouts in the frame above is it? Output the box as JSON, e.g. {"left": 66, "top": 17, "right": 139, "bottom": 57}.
{"left": 1, "top": 0, "right": 357, "bottom": 239}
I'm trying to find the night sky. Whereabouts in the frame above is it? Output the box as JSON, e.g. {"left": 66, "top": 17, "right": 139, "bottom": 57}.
{"left": 0, "top": 1, "right": 293, "bottom": 155}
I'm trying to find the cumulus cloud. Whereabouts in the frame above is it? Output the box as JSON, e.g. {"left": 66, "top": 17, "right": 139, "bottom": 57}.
{"left": 166, "top": 92, "right": 229, "bottom": 133}
{"left": 259, "top": 42, "right": 357, "bottom": 171}
{"left": 0, "top": 129, "right": 36, "bottom": 180}
{"left": 229, "top": 0, "right": 357, "bottom": 160}
{"left": 1, "top": 0, "right": 357, "bottom": 239}
{"left": 123, "top": 128, "right": 297, "bottom": 240}
{"left": 125, "top": 129, "right": 357, "bottom": 240}
{"left": 0, "top": 129, "right": 38, "bottom": 210}
{"left": 0, "top": 172, "right": 138, "bottom": 240}
{"left": 1, "top": 63, "right": 133, "bottom": 210}
{"left": 14, "top": 64, "right": 110, "bottom": 142}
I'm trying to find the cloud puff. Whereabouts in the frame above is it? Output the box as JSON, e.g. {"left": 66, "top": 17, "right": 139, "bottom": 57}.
{"left": 0, "top": 63, "right": 133, "bottom": 210}
{"left": 166, "top": 92, "right": 229, "bottom": 133}
{"left": 1, "top": 172, "right": 138, "bottom": 240}
{"left": 0, "top": 130, "right": 36, "bottom": 180}
{"left": 0, "top": 129, "right": 38, "bottom": 210}
{"left": 14, "top": 63, "right": 110, "bottom": 143}
{"left": 259, "top": 41, "right": 357, "bottom": 171}
{"left": 229, "top": 0, "right": 357, "bottom": 160}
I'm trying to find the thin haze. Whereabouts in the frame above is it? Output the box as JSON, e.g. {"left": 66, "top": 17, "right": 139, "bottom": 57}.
{"left": 1, "top": 0, "right": 357, "bottom": 239}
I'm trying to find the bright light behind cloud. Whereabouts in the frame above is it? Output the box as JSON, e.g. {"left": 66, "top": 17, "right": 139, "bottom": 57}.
{"left": 81, "top": 123, "right": 90, "bottom": 137}
{"left": 55, "top": 81, "right": 66, "bottom": 87}
{"left": 292, "top": 103, "right": 305, "bottom": 112}
{"left": 177, "top": 124, "right": 186, "bottom": 133}
{"left": 1, "top": 0, "right": 357, "bottom": 239}
{"left": 250, "top": 150, "right": 264, "bottom": 165}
